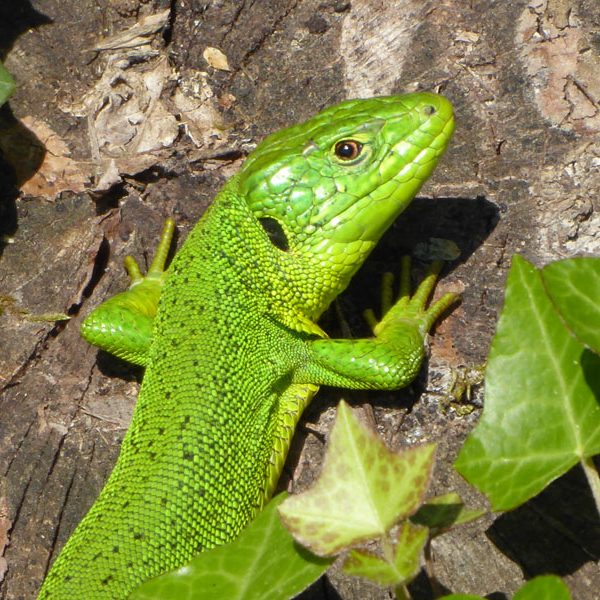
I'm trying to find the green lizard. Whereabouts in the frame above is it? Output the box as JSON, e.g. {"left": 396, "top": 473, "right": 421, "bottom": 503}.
{"left": 39, "top": 92, "right": 456, "bottom": 598}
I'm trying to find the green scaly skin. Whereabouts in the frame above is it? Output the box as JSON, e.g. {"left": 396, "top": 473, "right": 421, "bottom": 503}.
{"left": 38, "top": 92, "right": 456, "bottom": 598}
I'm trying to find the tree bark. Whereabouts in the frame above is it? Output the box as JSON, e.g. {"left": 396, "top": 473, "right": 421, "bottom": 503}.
{"left": 1, "top": 0, "right": 598, "bottom": 598}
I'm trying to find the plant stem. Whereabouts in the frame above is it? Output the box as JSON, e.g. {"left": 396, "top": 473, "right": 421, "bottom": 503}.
{"left": 394, "top": 583, "right": 411, "bottom": 600}
{"left": 581, "top": 456, "right": 600, "bottom": 517}
{"left": 381, "top": 533, "right": 395, "bottom": 564}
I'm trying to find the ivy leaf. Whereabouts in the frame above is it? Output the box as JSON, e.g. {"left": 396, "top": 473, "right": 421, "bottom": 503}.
{"left": 455, "top": 255, "right": 600, "bottom": 511}
{"left": 0, "top": 62, "right": 15, "bottom": 106}
{"left": 410, "top": 493, "right": 484, "bottom": 535}
{"left": 439, "top": 574, "right": 571, "bottom": 600}
{"left": 130, "top": 494, "right": 331, "bottom": 600}
{"left": 541, "top": 257, "right": 600, "bottom": 354}
{"left": 513, "top": 575, "right": 572, "bottom": 600}
{"left": 342, "top": 522, "right": 428, "bottom": 586}
{"left": 279, "top": 400, "right": 435, "bottom": 556}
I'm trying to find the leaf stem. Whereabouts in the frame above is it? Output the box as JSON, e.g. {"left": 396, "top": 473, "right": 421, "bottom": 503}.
{"left": 381, "top": 533, "right": 395, "bottom": 564}
{"left": 581, "top": 456, "right": 600, "bottom": 517}
{"left": 394, "top": 583, "right": 411, "bottom": 600}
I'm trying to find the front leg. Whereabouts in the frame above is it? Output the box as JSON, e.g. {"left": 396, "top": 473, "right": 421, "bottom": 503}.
{"left": 80, "top": 219, "right": 175, "bottom": 366}
{"left": 294, "top": 258, "right": 458, "bottom": 390}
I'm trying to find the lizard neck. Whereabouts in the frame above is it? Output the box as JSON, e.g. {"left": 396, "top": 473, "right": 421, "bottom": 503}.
{"left": 179, "top": 176, "right": 354, "bottom": 335}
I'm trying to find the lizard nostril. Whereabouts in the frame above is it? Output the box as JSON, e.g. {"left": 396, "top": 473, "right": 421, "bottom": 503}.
{"left": 422, "top": 104, "right": 436, "bottom": 116}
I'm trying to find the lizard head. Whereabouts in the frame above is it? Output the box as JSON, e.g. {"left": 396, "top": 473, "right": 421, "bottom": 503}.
{"left": 237, "top": 92, "right": 455, "bottom": 317}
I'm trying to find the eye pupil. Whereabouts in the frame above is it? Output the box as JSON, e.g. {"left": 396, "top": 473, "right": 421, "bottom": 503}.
{"left": 334, "top": 140, "right": 362, "bottom": 160}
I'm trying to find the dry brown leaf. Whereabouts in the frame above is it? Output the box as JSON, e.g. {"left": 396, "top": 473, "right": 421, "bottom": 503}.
{"left": 56, "top": 45, "right": 234, "bottom": 192}
{"left": 81, "top": 57, "right": 179, "bottom": 158}
{"left": 93, "top": 158, "right": 121, "bottom": 192}
{"left": 93, "top": 9, "right": 171, "bottom": 51}
{"left": 18, "top": 117, "right": 88, "bottom": 199}
{"left": 202, "top": 47, "right": 231, "bottom": 71}
{"left": 173, "top": 88, "right": 227, "bottom": 149}
{"left": 455, "top": 30, "right": 480, "bottom": 43}
{"left": 134, "top": 102, "right": 178, "bottom": 153}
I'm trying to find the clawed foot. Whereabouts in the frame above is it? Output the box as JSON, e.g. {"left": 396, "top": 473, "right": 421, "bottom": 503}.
{"left": 124, "top": 218, "right": 175, "bottom": 289}
{"left": 363, "top": 257, "right": 459, "bottom": 337}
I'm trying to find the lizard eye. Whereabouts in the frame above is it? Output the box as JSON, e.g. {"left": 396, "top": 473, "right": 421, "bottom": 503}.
{"left": 334, "top": 140, "right": 363, "bottom": 161}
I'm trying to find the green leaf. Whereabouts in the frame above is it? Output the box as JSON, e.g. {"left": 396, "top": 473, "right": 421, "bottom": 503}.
{"left": 343, "top": 522, "right": 428, "bottom": 586}
{"left": 439, "top": 575, "right": 571, "bottom": 600}
{"left": 455, "top": 255, "right": 600, "bottom": 511}
{"left": 542, "top": 257, "right": 600, "bottom": 354}
{"left": 0, "top": 61, "right": 15, "bottom": 106}
{"left": 513, "top": 575, "right": 572, "bottom": 600}
{"left": 279, "top": 401, "right": 436, "bottom": 556}
{"left": 439, "top": 595, "right": 485, "bottom": 600}
{"left": 130, "top": 494, "right": 331, "bottom": 600}
{"left": 410, "top": 493, "right": 485, "bottom": 534}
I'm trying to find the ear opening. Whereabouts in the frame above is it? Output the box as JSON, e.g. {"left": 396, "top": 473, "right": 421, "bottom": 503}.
{"left": 258, "top": 217, "right": 289, "bottom": 252}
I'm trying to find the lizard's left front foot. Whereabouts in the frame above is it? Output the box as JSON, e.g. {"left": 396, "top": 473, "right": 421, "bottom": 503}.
{"left": 81, "top": 219, "right": 176, "bottom": 366}
{"left": 364, "top": 256, "right": 460, "bottom": 338}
